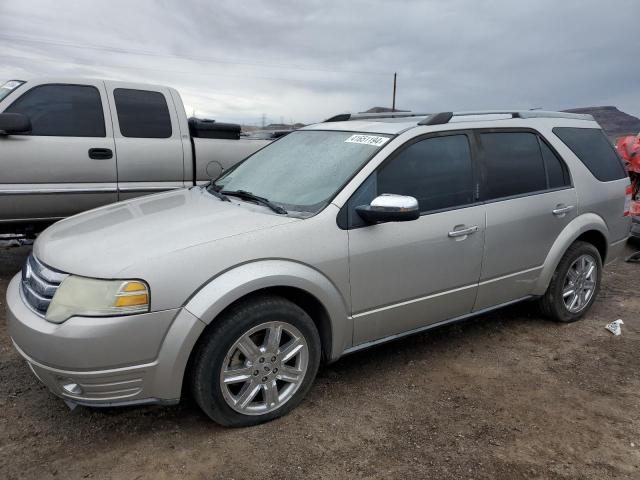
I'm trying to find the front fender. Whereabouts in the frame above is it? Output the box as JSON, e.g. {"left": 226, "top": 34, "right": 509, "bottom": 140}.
{"left": 183, "top": 259, "right": 351, "bottom": 361}
{"left": 532, "top": 213, "right": 609, "bottom": 295}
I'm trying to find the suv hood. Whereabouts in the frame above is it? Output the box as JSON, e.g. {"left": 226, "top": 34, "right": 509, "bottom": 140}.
{"left": 34, "top": 188, "right": 296, "bottom": 278}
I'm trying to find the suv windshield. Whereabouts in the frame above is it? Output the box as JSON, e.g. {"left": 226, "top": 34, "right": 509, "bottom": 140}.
{"left": 212, "top": 130, "right": 391, "bottom": 214}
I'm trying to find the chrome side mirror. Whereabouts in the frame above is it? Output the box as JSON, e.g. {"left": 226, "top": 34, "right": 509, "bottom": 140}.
{"left": 355, "top": 194, "right": 420, "bottom": 224}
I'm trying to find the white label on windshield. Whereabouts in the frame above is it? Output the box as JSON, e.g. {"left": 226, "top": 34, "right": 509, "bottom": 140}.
{"left": 1, "top": 80, "right": 23, "bottom": 90}
{"left": 345, "top": 134, "right": 389, "bottom": 147}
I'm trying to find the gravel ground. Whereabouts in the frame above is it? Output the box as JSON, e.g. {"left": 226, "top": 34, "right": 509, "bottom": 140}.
{"left": 1, "top": 243, "right": 639, "bottom": 480}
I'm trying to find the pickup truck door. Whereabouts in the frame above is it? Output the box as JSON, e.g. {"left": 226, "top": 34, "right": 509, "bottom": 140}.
{"left": 0, "top": 80, "right": 117, "bottom": 223}
{"left": 104, "top": 82, "right": 186, "bottom": 200}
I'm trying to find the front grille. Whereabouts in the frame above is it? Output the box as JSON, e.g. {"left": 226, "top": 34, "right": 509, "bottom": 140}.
{"left": 21, "top": 254, "right": 68, "bottom": 316}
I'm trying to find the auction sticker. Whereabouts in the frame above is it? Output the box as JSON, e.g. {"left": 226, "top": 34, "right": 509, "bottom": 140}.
{"left": 1, "top": 80, "right": 24, "bottom": 91}
{"left": 345, "top": 134, "right": 389, "bottom": 147}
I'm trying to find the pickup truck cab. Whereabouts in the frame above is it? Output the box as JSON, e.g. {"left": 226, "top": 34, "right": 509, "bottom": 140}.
{"left": 0, "top": 78, "right": 270, "bottom": 233}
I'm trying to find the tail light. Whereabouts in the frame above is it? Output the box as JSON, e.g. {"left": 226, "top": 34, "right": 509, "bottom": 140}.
{"left": 624, "top": 184, "right": 632, "bottom": 216}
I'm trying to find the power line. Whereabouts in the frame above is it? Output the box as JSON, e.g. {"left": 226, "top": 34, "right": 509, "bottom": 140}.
{"left": 0, "top": 33, "right": 388, "bottom": 77}
{"left": 0, "top": 53, "right": 376, "bottom": 86}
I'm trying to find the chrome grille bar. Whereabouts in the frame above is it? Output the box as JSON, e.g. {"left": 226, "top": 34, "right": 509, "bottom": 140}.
{"left": 20, "top": 254, "right": 68, "bottom": 316}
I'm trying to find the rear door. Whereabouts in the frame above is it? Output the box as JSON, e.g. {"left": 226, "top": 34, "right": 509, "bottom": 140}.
{"left": 474, "top": 129, "right": 577, "bottom": 310}
{"left": 105, "top": 83, "right": 185, "bottom": 200}
{"left": 0, "top": 80, "right": 117, "bottom": 222}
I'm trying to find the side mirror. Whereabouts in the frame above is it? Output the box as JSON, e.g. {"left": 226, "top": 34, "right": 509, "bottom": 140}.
{"left": 356, "top": 194, "right": 420, "bottom": 224}
{"left": 0, "top": 113, "right": 31, "bottom": 135}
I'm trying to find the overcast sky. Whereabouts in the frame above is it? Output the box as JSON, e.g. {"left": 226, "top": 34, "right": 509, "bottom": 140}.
{"left": 1, "top": 0, "right": 639, "bottom": 125}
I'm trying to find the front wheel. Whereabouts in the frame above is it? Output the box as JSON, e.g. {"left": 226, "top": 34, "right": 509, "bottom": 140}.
{"left": 190, "top": 295, "right": 321, "bottom": 427}
{"left": 538, "top": 241, "right": 602, "bottom": 323}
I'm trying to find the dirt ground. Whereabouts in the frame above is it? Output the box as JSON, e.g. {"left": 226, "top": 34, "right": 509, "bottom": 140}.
{"left": 0, "top": 244, "right": 639, "bottom": 480}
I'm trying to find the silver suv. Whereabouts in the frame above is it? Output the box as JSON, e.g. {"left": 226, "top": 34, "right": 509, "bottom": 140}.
{"left": 7, "top": 110, "right": 631, "bottom": 426}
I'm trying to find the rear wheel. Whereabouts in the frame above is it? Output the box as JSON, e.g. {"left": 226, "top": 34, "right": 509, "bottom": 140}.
{"left": 190, "top": 295, "right": 321, "bottom": 427}
{"left": 539, "top": 241, "right": 602, "bottom": 323}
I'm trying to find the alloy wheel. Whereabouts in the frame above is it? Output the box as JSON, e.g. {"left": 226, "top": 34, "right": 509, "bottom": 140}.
{"left": 219, "top": 321, "right": 309, "bottom": 415}
{"left": 562, "top": 254, "right": 597, "bottom": 314}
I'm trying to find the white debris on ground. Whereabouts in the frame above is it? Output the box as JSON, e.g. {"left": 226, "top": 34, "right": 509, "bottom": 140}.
{"left": 605, "top": 319, "right": 624, "bottom": 336}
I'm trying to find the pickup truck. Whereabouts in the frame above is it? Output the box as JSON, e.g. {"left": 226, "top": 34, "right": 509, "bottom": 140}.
{"left": 0, "top": 78, "right": 271, "bottom": 233}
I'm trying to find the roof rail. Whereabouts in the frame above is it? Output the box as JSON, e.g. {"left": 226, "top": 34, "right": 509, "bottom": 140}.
{"left": 324, "top": 111, "right": 432, "bottom": 122}
{"left": 324, "top": 109, "right": 595, "bottom": 125}
{"left": 447, "top": 110, "right": 595, "bottom": 121}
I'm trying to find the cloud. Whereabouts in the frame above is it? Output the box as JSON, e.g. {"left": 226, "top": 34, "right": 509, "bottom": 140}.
{"left": 1, "top": 0, "right": 639, "bottom": 124}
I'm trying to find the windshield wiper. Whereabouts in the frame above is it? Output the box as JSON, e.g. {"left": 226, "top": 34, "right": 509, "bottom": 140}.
{"left": 221, "top": 190, "right": 287, "bottom": 214}
{"left": 206, "top": 183, "right": 230, "bottom": 202}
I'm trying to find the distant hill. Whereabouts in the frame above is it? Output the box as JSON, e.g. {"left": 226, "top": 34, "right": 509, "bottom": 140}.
{"left": 362, "top": 107, "right": 409, "bottom": 113}
{"left": 562, "top": 106, "right": 640, "bottom": 139}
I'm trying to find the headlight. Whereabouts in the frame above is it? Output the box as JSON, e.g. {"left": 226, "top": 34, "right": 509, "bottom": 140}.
{"left": 46, "top": 276, "right": 150, "bottom": 323}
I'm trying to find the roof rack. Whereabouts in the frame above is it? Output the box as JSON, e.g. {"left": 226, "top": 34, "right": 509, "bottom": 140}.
{"left": 324, "top": 111, "right": 432, "bottom": 122}
{"left": 324, "top": 109, "right": 595, "bottom": 125}
{"left": 417, "top": 110, "right": 594, "bottom": 125}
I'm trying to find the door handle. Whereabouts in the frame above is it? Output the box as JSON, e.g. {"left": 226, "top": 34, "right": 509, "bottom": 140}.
{"left": 552, "top": 205, "right": 575, "bottom": 216}
{"left": 88, "top": 148, "right": 113, "bottom": 160}
{"left": 448, "top": 225, "right": 479, "bottom": 238}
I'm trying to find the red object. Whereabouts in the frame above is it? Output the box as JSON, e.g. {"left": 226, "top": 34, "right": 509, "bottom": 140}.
{"left": 616, "top": 135, "right": 640, "bottom": 173}
{"left": 616, "top": 135, "right": 640, "bottom": 217}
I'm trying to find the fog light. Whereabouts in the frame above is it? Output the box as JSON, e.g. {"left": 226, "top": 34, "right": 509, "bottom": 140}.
{"left": 60, "top": 380, "right": 83, "bottom": 395}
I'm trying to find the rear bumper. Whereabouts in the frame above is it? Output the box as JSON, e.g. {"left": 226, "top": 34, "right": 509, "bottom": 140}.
{"left": 6, "top": 274, "right": 206, "bottom": 407}
{"left": 631, "top": 216, "right": 640, "bottom": 238}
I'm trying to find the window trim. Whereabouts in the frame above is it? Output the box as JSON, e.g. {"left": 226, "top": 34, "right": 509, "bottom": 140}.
{"left": 337, "top": 127, "right": 575, "bottom": 229}
{"left": 113, "top": 87, "right": 173, "bottom": 139}
{"left": 473, "top": 127, "right": 573, "bottom": 205}
{"left": 338, "top": 129, "right": 481, "bottom": 229}
{"left": 5, "top": 83, "right": 106, "bottom": 138}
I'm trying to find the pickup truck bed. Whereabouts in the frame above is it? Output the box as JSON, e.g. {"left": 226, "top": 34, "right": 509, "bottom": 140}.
{"left": 0, "top": 78, "right": 271, "bottom": 233}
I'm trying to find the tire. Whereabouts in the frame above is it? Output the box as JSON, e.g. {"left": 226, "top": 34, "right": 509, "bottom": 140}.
{"left": 190, "top": 294, "right": 321, "bottom": 427}
{"left": 538, "top": 241, "right": 602, "bottom": 323}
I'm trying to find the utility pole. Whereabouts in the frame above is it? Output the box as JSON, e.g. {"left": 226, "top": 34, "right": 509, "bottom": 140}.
{"left": 392, "top": 72, "right": 397, "bottom": 111}
{"left": 261, "top": 113, "right": 266, "bottom": 129}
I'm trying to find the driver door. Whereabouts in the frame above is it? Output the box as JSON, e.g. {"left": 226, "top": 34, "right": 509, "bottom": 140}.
{"left": 346, "top": 132, "right": 486, "bottom": 345}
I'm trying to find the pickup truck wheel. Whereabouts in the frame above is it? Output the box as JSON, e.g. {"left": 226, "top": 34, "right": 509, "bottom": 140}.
{"left": 190, "top": 295, "right": 321, "bottom": 427}
{"left": 538, "top": 241, "right": 602, "bottom": 323}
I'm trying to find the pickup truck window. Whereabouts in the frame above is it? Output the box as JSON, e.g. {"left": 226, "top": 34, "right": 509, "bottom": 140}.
{"left": 114, "top": 88, "right": 172, "bottom": 139}
{"left": 214, "top": 130, "right": 390, "bottom": 214}
{"left": 5, "top": 84, "right": 105, "bottom": 137}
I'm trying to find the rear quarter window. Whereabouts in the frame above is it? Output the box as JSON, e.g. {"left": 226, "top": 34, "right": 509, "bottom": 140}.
{"left": 553, "top": 127, "right": 626, "bottom": 182}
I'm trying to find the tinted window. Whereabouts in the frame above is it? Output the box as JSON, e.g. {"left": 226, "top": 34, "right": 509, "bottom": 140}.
{"left": 114, "top": 88, "right": 172, "bottom": 138}
{"left": 553, "top": 127, "right": 626, "bottom": 181}
{"left": 5, "top": 84, "right": 105, "bottom": 137}
{"left": 480, "top": 132, "right": 546, "bottom": 200}
{"left": 376, "top": 135, "right": 474, "bottom": 213}
{"left": 539, "top": 139, "right": 570, "bottom": 189}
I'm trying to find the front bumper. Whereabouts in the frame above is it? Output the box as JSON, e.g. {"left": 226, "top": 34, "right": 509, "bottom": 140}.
{"left": 6, "top": 274, "right": 206, "bottom": 407}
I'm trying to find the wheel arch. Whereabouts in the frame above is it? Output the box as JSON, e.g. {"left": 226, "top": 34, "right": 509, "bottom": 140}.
{"left": 183, "top": 260, "right": 351, "bottom": 363}
{"left": 533, "top": 213, "right": 609, "bottom": 295}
